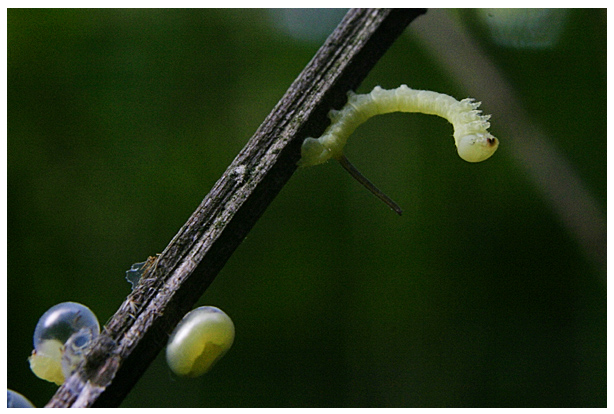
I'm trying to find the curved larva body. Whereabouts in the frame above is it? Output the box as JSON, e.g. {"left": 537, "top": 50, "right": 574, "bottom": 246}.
{"left": 299, "top": 85, "right": 499, "bottom": 166}
{"left": 166, "top": 306, "right": 235, "bottom": 377}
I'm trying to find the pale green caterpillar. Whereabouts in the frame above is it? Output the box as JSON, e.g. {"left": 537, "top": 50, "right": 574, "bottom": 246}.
{"left": 299, "top": 85, "right": 499, "bottom": 214}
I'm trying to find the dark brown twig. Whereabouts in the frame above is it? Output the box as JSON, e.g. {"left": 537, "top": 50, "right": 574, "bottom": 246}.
{"left": 46, "top": 8, "right": 426, "bottom": 407}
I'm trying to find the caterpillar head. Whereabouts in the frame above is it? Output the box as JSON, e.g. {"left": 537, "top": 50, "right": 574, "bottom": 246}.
{"left": 456, "top": 133, "right": 499, "bottom": 163}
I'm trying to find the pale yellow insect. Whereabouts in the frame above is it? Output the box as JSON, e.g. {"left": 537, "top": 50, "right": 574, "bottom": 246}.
{"left": 299, "top": 85, "right": 499, "bottom": 214}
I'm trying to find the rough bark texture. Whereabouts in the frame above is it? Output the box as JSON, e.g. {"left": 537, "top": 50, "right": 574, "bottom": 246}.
{"left": 46, "top": 8, "right": 427, "bottom": 407}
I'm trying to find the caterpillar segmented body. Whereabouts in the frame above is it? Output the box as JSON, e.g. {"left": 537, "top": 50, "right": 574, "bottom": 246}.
{"left": 299, "top": 85, "right": 499, "bottom": 167}
{"left": 298, "top": 85, "right": 499, "bottom": 215}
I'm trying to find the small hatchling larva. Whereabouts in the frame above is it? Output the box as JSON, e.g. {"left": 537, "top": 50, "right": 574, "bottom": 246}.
{"left": 166, "top": 306, "right": 235, "bottom": 377}
{"left": 299, "top": 85, "right": 499, "bottom": 215}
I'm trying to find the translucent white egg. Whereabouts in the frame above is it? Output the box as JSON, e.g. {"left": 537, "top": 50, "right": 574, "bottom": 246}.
{"left": 166, "top": 306, "right": 235, "bottom": 377}
{"left": 7, "top": 389, "right": 35, "bottom": 408}
{"left": 29, "top": 302, "right": 100, "bottom": 385}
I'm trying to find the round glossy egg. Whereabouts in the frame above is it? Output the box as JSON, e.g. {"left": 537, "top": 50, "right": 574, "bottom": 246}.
{"left": 7, "top": 390, "right": 35, "bottom": 408}
{"left": 29, "top": 302, "right": 100, "bottom": 385}
{"left": 166, "top": 306, "right": 235, "bottom": 377}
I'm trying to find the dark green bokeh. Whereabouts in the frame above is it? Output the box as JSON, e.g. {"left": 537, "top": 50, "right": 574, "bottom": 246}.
{"left": 8, "top": 9, "right": 605, "bottom": 407}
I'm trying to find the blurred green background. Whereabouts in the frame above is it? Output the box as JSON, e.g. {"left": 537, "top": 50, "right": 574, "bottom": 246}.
{"left": 7, "top": 9, "right": 606, "bottom": 407}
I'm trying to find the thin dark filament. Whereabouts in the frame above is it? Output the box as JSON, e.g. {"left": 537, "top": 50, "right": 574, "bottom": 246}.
{"left": 337, "top": 155, "right": 403, "bottom": 216}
